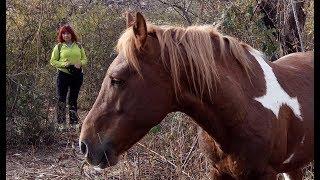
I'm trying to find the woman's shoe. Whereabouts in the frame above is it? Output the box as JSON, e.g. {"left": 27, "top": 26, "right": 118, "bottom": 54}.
{"left": 69, "top": 105, "right": 79, "bottom": 125}
{"left": 56, "top": 122, "right": 67, "bottom": 132}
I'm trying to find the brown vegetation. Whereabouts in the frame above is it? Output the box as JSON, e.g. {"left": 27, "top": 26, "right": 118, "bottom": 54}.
{"left": 6, "top": 111, "right": 314, "bottom": 179}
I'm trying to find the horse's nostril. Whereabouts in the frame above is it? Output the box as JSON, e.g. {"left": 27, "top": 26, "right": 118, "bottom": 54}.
{"left": 80, "top": 141, "right": 88, "bottom": 155}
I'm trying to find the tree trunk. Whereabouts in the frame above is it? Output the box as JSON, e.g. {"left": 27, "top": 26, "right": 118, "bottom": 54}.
{"left": 258, "top": 0, "right": 306, "bottom": 56}
{"left": 283, "top": 0, "right": 306, "bottom": 54}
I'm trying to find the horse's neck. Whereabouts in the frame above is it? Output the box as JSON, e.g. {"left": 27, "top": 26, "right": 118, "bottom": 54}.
{"left": 177, "top": 47, "right": 268, "bottom": 150}
{"left": 178, "top": 83, "right": 250, "bottom": 150}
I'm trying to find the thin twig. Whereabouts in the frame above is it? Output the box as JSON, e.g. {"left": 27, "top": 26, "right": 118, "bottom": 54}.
{"left": 97, "top": 132, "right": 110, "bottom": 167}
{"left": 80, "top": 160, "right": 89, "bottom": 175}
{"left": 182, "top": 135, "right": 198, "bottom": 170}
{"left": 35, "top": 172, "right": 61, "bottom": 178}
{"left": 290, "top": 0, "right": 305, "bottom": 51}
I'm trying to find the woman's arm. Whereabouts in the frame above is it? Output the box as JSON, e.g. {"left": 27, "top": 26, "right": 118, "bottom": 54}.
{"left": 80, "top": 47, "right": 88, "bottom": 66}
{"left": 50, "top": 45, "right": 68, "bottom": 68}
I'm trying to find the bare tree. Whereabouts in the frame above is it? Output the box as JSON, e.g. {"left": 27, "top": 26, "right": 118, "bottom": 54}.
{"left": 156, "top": 0, "right": 194, "bottom": 25}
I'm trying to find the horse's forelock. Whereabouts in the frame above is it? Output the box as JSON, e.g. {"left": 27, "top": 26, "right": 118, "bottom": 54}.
{"left": 116, "top": 27, "right": 140, "bottom": 73}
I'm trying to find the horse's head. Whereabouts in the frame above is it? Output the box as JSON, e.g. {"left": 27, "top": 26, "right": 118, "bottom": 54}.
{"left": 79, "top": 12, "right": 176, "bottom": 168}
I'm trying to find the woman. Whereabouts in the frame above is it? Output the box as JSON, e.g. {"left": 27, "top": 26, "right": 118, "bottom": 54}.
{"left": 50, "top": 25, "right": 87, "bottom": 131}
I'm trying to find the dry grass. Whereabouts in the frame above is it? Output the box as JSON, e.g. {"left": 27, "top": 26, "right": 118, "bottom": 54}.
{"left": 6, "top": 111, "right": 314, "bottom": 179}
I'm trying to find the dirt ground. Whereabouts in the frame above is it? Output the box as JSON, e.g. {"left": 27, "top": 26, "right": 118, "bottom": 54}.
{"left": 6, "top": 131, "right": 209, "bottom": 179}
{"left": 6, "top": 111, "right": 314, "bottom": 180}
{"left": 6, "top": 111, "right": 211, "bottom": 180}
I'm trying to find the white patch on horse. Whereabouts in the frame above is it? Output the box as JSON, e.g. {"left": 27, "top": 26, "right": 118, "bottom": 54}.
{"left": 301, "top": 134, "right": 305, "bottom": 144}
{"left": 283, "top": 153, "right": 294, "bottom": 164}
{"left": 283, "top": 173, "right": 291, "bottom": 180}
{"left": 249, "top": 49, "right": 302, "bottom": 120}
{"left": 282, "top": 134, "right": 305, "bottom": 164}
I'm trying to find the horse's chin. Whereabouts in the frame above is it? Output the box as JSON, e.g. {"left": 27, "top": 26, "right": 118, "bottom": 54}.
{"left": 96, "top": 152, "right": 119, "bottom": 169}
{"left": 88, "top": 147, "right": 119, "bottom": 169}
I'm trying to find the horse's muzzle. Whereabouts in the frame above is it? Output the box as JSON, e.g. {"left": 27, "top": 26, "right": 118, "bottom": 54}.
{"left": 79, "top": 139, "right": 118, "bottom": 168}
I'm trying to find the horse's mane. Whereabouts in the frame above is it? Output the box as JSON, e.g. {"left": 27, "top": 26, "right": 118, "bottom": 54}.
{"left": 116, "top": 23, "right": 254, "bottom": 101}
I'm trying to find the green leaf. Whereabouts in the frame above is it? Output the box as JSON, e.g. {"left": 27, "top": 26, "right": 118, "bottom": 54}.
{"left": 149, "top": 125, "right": 161, "bottom": 134}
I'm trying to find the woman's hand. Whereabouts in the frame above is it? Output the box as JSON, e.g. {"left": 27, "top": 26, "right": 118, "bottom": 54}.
{"left": 75, "top": 63, "right": 81, "bottom": 69}
{"left": 65, "top": 61, "right": 70, "bottom": 67}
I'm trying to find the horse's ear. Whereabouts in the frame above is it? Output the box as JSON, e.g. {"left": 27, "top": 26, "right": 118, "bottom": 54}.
{"left": 125, "top": 11, "right": 134, "bottom": 28}
{"left": 133, "top": 12, "right": 147, "bottom": 49}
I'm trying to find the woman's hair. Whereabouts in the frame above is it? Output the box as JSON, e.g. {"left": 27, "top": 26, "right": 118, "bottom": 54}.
{"left": 57, "top": 25, "right": 78, "bottom": 43}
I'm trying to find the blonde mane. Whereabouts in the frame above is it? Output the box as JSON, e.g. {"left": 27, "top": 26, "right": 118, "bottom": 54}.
{"left": 116, "top": 23, "right": 254, "bottom": 101}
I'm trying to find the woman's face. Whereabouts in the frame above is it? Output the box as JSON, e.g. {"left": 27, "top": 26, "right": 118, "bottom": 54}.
{"left": 62, "top": 31, "right": 72, "bottom": 42}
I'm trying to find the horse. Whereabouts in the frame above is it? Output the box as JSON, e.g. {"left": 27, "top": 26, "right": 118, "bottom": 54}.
{"left": 79, "top": 12, "right": 314, "bottom": 179}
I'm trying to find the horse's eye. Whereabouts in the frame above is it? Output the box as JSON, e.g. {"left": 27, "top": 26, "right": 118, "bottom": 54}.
{"left": 111, "top": 78, "right": 124, "bottom": 86}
